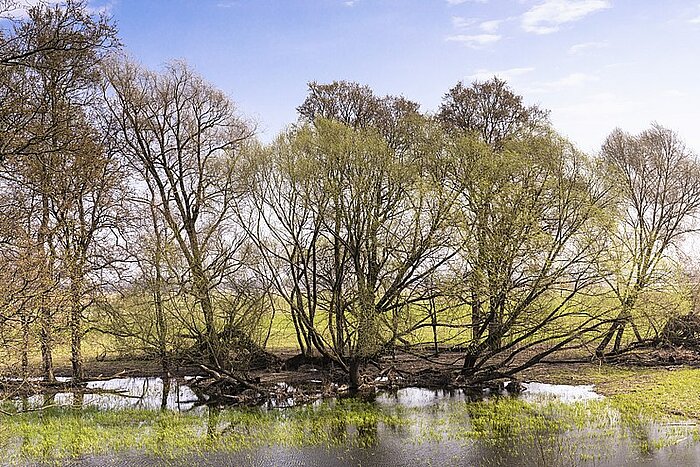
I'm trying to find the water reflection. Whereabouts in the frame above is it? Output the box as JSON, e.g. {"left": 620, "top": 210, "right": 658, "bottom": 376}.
{"left": 17, "top": 377, "right": 200, "bottom": 412}
{"left": 522, "top": 382, "right": 604, "bottom": 403}
{"left": 5, "top": 380, "right": 700, "bottom": 466}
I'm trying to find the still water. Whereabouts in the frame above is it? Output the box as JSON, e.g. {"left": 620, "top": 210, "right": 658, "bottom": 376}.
{"left": 3, "top": 377, "right": 700, "bottom": 466}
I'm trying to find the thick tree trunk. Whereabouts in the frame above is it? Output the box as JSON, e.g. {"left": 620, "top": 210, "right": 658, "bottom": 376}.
{"left": 349, "top": 358, "right": 362, "bottom": 390}
{"left": 38, "top": 192, "right": 55, "bottom": 382}
{"left": 70, "top": 304, "right": 83, "bottom": 381}
{"left": 487, "top": 295, "right": 504, "bottom": 351}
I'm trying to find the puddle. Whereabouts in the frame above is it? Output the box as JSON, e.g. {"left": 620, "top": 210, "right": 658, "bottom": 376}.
{"left": 522, "top": 382, "right": 604, "bottom": 403}
{"left": 16, "top": 377, "right": 201, "bottom": 412}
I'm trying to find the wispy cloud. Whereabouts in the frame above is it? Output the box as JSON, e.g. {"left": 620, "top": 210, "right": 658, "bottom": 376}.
{"left": 468, "top": 67, "right": 535, "bottom": 81}
{"left": 344, "top": 0, "right": 357, "bottom": 6}
{"left": 479, "top": 19, "right": 502, "bottom": 32}
{"left": 216, "top": 1, "right": 238, "bottom": 8}
{"left": 690, "top": 3, "right": 700, "bottom": 23}
{"left": 522, "top": 0, "right": 611, "bottom": 34}
{"left": 663, "top": 89, "right": 687, "bottom": 98}
{"left": 568, "top": 41, "right": 608, "bottom": 54}
{"left": 0, "top": 0, "right": 62, "bottom": 19}
{"left": 555, "top": 92, "right": 640, "bottom": 118}
{"left": 553, "top": 72, "right": 598, "bottom": 86}
{"left": 525, "top": 72, "right": 598, "bottom": 93}
{"left": 86, "top": 0, "right": 116, "bottom": 15}
{"left": 452, "top": 16, "right": 502, "bottom": 32}
{"left": 451, "top": 16, "right": 477, "bottom": 29}
{"left": 446, "top": 34, "right": 501, "bottom": 47}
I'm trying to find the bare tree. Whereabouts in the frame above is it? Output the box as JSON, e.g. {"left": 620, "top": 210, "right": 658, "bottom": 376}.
{"left": 0, "top": 0, "right": 118, "bottom": 381}
{"left": 595, "top": 124, "right": 700, "bottom": 355}
{"left": 105, "top": 59, "right": 263, "bottom": 369}
{"left": 438, "top": 77, "right": 549, "bottom": 150}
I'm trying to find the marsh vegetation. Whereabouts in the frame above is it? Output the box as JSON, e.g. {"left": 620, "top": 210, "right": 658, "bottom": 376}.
{"left": 2, "top": 2, "right": 700, "bottom": 464}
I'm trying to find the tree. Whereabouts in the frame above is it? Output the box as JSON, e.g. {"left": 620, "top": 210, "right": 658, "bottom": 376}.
{"left": 446, "top": 132, "right": 612, "bottom": 381}
{"left": 0, "top": 0, "right": 117, "bottom": 163}
{"left": 105, "top": 59, "right": 263, "bottom": 369}
{"left": 245, "top": 81, "right": 457, "bottom": 388}
{"left": 438, "top": 77, "right": 549, "bottom": 150}
{"left": 437, "top": 79, "right": 612, "bottom": 381}
{"left": 0, "top": 0, "right": 118, "bottom": 381}
{"left": 595, "top": 124, "right": 700, "bottom": 355}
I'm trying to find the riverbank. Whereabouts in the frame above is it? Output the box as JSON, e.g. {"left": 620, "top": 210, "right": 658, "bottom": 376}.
{"left": 3, "top": 345, "right": 700, "bottom": 420}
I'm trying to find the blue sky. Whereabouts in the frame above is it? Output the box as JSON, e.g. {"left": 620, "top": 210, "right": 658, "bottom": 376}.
{"left": 95, "top": 0, "right": 700, "bottom": 152}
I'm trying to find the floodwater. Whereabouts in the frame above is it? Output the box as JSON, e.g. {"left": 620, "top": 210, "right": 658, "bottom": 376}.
{"left": 3, "top": 377, "right": 700, "bottom": 466}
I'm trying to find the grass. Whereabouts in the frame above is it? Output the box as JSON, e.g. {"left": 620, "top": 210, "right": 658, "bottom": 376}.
{"left": 0, "top": 399, "right": 412, "bottom": 464}
{"left": 2, "top": 383, "right": 697, "bottom": 465}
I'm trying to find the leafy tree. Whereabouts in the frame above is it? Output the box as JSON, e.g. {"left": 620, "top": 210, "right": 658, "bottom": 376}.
{"left": 447, "top": 132, "right": 612, "bottom": 381}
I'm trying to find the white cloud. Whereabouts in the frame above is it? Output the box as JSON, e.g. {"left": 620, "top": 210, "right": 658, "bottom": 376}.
{"left": 451, "top": 16, "right": 477, "bottom": 29}
{"left": 480, "top": 19, "right": 502, "bottom": 32}
{"left": 344, "top": 0, "right": 357, "bottom": 6}
{"left": 522, "top": 0, "right": 611, "bottom": 34}
{"left": 446, "top": 34, "right": 501, "bottom": 47}
{"left": 525, "top": 72, "right": 598, "bottom": 93}
{"left": 568, "top": 41, "right": 608, "bottom": 54}
{"left": 663, "top": 89, "right": 687, "bottom": 98}
{"left": 86, "top": 1, "right": 115, "bottom": 15}
{"left": 0, "top": 0, "right": 61, "bottom": 19}
{"left": 452, "top": 16, "right": 502, "bottom": 33}
{"left": 551, "top": 72, "right": 598, "bottom": 87}
{"left": 556, "top": 92, "right": 640, "bottom": 116}
{"left": 468, "top": 66, "right": 535, "bottom": 81}
{"left": 691, "top": 3, "right": 700, "bottom": 23}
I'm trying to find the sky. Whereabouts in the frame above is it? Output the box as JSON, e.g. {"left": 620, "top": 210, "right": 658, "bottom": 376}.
{"left": 87, "top": 0, "right": 700, "bottom": 153}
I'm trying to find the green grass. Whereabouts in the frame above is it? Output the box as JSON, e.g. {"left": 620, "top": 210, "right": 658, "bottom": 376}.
{"left": 1, "top": 384, "right": 697, "bottom": 465}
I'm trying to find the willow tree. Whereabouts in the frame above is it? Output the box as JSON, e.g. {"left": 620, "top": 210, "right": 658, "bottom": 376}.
{"left": 105, "top": 59, "right": 265, "bottom": 369}
{"left": 245, "top": 81, "right": 457, "bottom": 387}
{"left": 595, "top": 124, "right": 700, "bottom": 355}
{"left": 446, "top": 131, "right": 612, "bottom": 382}
{"left": 437, "top": 79, "right": 612, "bottom": 381}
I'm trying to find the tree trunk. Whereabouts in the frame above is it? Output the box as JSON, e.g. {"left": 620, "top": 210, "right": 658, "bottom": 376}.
{"left": 349, "top": 358, "right": 362, "bottom": 391}
{"left": 70, "top": 275, "right": 84, "bottom": 381}
{"left": 39, "top": 304, "right": 55, "bottom": 382}
{"left": 38, "top": 192, "right": 55, "bottom": 382}
{"left": 21, "top": 313, "right": 30, "bottom": 379}
{"left": 70, "top": 305, "right": 83, "bottom": 381}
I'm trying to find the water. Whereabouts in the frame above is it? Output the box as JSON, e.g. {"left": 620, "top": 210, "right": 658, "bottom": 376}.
{"left": 3, "top": 378, "right": 700, "bottom": 466}
{"left": 16, "top": 377, "right": 201, "bottom": 412}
